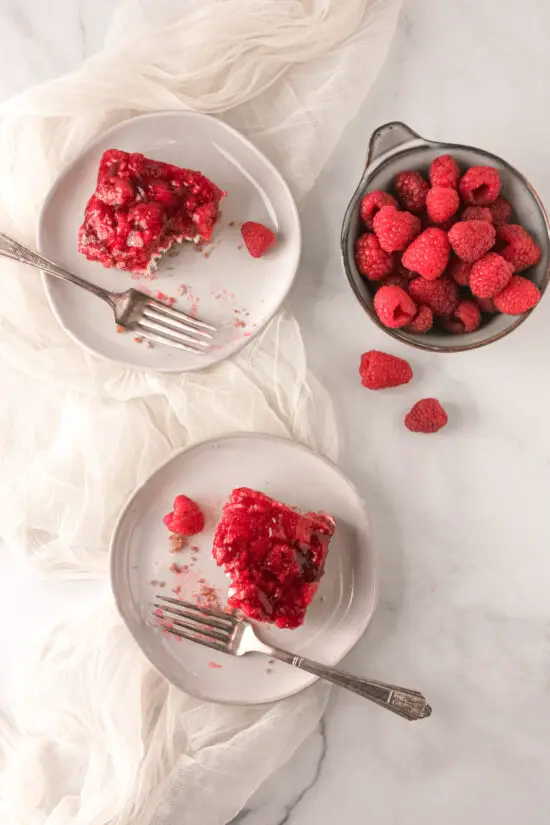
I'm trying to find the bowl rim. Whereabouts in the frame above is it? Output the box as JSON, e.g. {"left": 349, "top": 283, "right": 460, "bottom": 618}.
{"left": 340, "top": 121, "right": 550, "bottom": 353}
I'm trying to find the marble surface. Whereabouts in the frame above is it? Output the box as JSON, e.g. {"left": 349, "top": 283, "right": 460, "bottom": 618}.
{"left": 1, "top": 0, "right": 550, "bottom": 823}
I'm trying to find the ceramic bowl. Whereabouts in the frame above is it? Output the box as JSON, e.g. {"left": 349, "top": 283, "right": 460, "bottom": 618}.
{"left": 340, "top": 121, "right": 550, "bottom": 352}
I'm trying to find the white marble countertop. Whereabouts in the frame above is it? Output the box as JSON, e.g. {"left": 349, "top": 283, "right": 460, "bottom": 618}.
{"left": 1, "top": 1, "right": 550, "bottom": 823}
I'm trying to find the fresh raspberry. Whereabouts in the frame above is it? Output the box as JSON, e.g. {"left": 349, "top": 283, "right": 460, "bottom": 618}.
{"left": 444, "top": 300, "right": 482, "bottom": 334}
{"left": 447, "top": 220, "right": 496, "bottom": 262}
{"left": 394, "top": 170, "right": 429, "bottom": 214}
{"left": 496, "top": 224, "right": 541, "bottom": 272}
{"left": 404, "top": 304, "right": 433, "bottom": 334}
{"left": 494, "top": 275, "right": 541, "bottom": 314}
{"left": 489, "top": 196, "right": 512, "bottom": 226}
{"left": 372, "top": 206, "right": 421, "bottom": 252}
{"left": 469, "top": 253, "right": 514, "bottom": 298}
{"left": 359, "top": 350, "right": 413, "bottom": 390}
{"left": 373, "top": 285, "right": 417, "bottom": 328}
{"left": 458, "top": 166, "right": 501, "bottom": 205}
{"left": 401, "top": 228, "right": 450, "bottom": 280}
{"left": 355, "top": 233, "right": 393, "bottom": 280}
{"left": 163, "top": 495, "right": 205, "bottom": 536}
{"left": 360, "top": 190, "right": 397, "bottom": 229}
{"left": 408, "top": 276, "right": 458, "bottom": 317}
{"left": 447, "top": 256, "right": 471, "bottom": 287}
{"left": 476, "top": 296, "right": 498, "bottom": 314}
{"left": 426, "top": 186, "right": 460, "bottom": 224}
{"left": 241, "top": 222, "right": 277, "bottom": 258}
{"left": 378, "top": 272, "right": 409, "bottom": 291}
{"left": 429, "top": 155, "right": 460, "bottom": 189}
{"left": 405, "top": 399, "right": 448, "bottom": 433}
{"left": 461, "top": 206, "right": 493, "bottom": 223}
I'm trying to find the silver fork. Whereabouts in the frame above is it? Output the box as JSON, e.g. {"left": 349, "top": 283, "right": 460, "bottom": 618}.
{"left": 154, "top": 595, "right": 432, "bottom": 721}
{"left": 0, "top": 232, "right": 216, "bottom": 353}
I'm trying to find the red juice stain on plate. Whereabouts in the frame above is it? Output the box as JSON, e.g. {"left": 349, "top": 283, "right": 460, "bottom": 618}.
{"left": 209, "top": 661, "right": 223, "bottom": 669}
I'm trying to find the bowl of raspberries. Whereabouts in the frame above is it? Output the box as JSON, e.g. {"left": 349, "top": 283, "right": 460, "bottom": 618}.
{"left": 341, "top": 121, "right": 550, "bottom": 351}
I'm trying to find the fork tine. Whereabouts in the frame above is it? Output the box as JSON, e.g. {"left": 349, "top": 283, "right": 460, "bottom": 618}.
{"left": 146, "top": 298, "right": 216, "bottom": 332}
{"left": 154, "top": 605, "right": 231, "bottom": 643}
{"left": 156, "top": 595, "right": 237, "bottom": 625}
{"left": 153, "top": 600, "right": 232, "bottom": 633}
{"left": 157, "top": 618, "right": 228, "bottom": 652}
{"left": 136, "top": 329, "right": 207, "bottom": 354}
{"left": 142, "top": 307, "right": 213, "bottom": 339}
{"left": 137, "top": 317, "right": 210, "bottom": 348}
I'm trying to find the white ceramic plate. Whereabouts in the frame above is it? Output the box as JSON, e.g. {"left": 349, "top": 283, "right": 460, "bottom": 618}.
{"left": 37, "top": 112, "right": 301, "bottom": 372}
{"left": 110, "top": 434, "right": 376, "bottom": 705}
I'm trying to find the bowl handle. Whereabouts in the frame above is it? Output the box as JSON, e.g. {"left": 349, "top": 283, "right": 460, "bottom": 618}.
{"left": 366, "top": 121, "right": 422, "bottom": 166}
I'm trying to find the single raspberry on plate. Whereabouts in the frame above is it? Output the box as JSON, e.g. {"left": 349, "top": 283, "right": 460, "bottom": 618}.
{"left": 448, "top": 220, "right": 496, "bottom": 262}
{"left": 494, "top": 275, "right": 541, "bottom": 314}
{"left": 469, "top": 253, "right": 514, "bottom": 298}
{"left": 429, "top": 155, "right": 460, "bottom": 188}
{"left": 405, "top": 398, "right": 448, "bottom": 433}
{"left": 394, "top": 170, "right": 430, "bottom": 213}
{"left": 496, "top": 224, "right": 541, "bottom": 272}
{"left": 426, "top": 186, "right": 460, "bottom": 224}
{"left": 373, "top": 285, "right": 417, "bottom": 328}
{"left": 489, "top": 196, "right": 512, "bottom": 226}
{"left": 447, "top": 256, "right": 472, "bottom": 287}
{"left": 401, "top": 227, "right": 450, "bottom": 280}
{"left": 458, "top": 166, "right": 501, "bottom": 205}
{"left": 408, "top": 276, "right": 458, "bottom": 317}
{"left": 461, "top": 206, "right": 493, "bottom": 223}
{"left": 372, "top": 205, "right": 421, "bottom": 252}
{"left": 404, "top": 304, "right": 433, "bottom": 334}
{"left": 359, "top": 350, "right": 413, "bottom": 390}
{"left": 360, "top": 190, "right": 397, "bottom": 229}
{"left": 241, "top": 221, "right": 277, "bottom": 258}
{"left": 355, "top": 233, "right": 393, "bottom": 280}
{"left": 444, "top": 299, "right": 482, "bottom": 334}
{"left": 163, "top": 495, "right": 205, "bottom": 536}
{"left": 476, "top": 296, "right": 498, "bottom": 314}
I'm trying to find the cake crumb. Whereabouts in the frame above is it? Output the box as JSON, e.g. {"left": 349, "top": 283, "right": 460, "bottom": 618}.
{"left": 169, "top": 534, "right": 187, "bottom": 553}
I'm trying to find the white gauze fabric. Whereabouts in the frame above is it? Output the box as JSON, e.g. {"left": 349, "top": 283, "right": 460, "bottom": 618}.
{"left": 0, "top": 1, "right": 401, "bottom": 823}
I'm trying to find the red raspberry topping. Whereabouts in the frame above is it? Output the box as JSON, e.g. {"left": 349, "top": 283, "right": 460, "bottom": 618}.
{"left": 447, "top": 256, "right": 472, "bottom": 287}
{"left": 426, "top": 186, "right": 460, "bottom": 224}
{"left": 429, "top": 155, "right": 460, "bottom": 189}
{"left": 241, "top": 222, "right": 277, "bottom": 258}
{"left": 461, "top": 206, "right": 493, "bottom": 223}
{"left": 496, "top": 224, "right": 541, "bottom": 272}
{"left": 405, "top": 399, "right": 448, "bottom": 433}
{"left": 401, "top": 227, "right": 450, "bottom": 280}
{"left": 373, "top": 285, "right": 417, "bottom": 328}
{"left": 459, "top": 166, "right": 501, "bottom": 205}
{"left": 448, "top": 220, "right": 496, "bottom": 262}
{"left": 359, "top": 350, "right": 413, "bottom": 390}
{"left": 163, "top": 495, "right": 205, "bottom": 536}
{"left": 212, "top": 488, "right": 335, "bottom": 629}
{"left": 394, "top": 170, "right": 429, "bottom": 214}
{"left": 494, "top": 275, "right": 541, "bottom": 314}
{"left": 444, "top": 299, "right": 482, "bottom": 334}
{"left": 372, "top": 206, "right": 421, "bottom": 252}
{"left": 404, "top": 304, "right": 433, "bottom": 334}
{"left": 489, "top": 196, "right": 512, "bottom": 226}
{"left": 408, "top": 276, "right": 458, "bottom": 317}
{"left": 360, "top": 190, "right": 397, "bottom": 229}
{"left": 469, "top": 253, "right": 514, "bottom": 298}
{"left": 355, "top": 233, "right": 393, "bottom": 280}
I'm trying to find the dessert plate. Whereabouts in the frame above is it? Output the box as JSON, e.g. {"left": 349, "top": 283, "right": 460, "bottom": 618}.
{"left": 110, "top": 434, "right": 376, "bottom": 705}
{"left": 37, "top": 112, "right": 301, "bottom": 372}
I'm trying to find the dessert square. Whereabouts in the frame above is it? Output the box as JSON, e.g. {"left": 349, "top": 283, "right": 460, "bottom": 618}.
{"left": 212, "top": 487, "right": 335, "bottom": 629}
{"left": 78, "top": 148, "right": 225, "bottom": 276}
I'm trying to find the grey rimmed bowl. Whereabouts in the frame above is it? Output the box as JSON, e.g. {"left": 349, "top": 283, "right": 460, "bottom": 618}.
{"left": 340, "top": 121, "right": 550, "bottom": 352}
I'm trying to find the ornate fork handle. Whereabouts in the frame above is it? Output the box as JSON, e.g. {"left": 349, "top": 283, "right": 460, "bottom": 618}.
{"left": 0, "top": 231, "right": 111, "bottom": 301}
{"left": 270, "top": 648, "right": 431, "bottom": 721}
